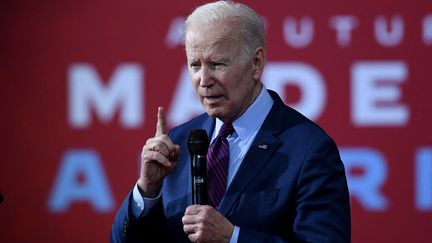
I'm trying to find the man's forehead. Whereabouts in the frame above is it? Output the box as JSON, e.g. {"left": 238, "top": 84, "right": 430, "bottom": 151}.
{"left": 186, "top": 20, "right": 239, "bottom": 43}
{"left": 187, "top": 41, "right": 239, "bottom": 58}
{"left": 186, "top": 30, "right": 239, "bottom": 55}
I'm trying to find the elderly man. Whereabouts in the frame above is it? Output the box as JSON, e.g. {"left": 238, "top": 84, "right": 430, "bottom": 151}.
{"left": 111, "top": 1, "right": 350, "bottom": 242}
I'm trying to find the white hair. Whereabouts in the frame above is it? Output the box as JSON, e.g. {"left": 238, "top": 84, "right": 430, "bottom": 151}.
{"left": 184, "top": 1, "right": 266, "bottom": 60}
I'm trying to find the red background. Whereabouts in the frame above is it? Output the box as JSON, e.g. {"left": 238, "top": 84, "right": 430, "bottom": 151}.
{"left": 1, "top": 0, "right": 431, "bottom": 242}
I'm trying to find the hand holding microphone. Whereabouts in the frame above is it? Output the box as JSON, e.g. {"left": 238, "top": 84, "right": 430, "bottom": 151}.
{"left": 184, "top": 130, "right": 235, "bottom": 242}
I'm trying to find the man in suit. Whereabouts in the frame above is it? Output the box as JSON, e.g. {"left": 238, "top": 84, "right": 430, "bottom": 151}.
{"left": 111, "top": 1, "right": 351, "bottom": 242}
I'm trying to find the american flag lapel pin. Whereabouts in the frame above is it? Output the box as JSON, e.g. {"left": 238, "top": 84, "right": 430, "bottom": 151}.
{"left": 258, "top": 144, "right": 268, "bottom": 149}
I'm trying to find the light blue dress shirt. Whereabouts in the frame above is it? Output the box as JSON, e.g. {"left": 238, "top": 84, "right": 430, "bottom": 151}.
{"left": 132, "top": 86, "right": 274, "bottom": 242}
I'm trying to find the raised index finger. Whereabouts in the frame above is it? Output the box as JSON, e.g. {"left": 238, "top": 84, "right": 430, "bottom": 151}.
{"left": 155, "top": 106, "right": 168, "bottom": 136}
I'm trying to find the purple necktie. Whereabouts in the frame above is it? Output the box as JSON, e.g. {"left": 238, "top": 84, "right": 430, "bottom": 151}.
{"left": 207, "top": 123, "right": 234, "bottom": 208}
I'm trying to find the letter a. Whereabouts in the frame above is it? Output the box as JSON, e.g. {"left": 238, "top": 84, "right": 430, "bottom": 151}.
{"left": 47, "top": 150, "right": 115, "bottom": 213}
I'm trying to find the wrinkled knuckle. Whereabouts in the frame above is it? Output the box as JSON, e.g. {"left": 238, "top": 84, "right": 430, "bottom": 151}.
{"left": 169, "top": 160, "right": 177, "bottom": 167}
{"left": 161, "top": 144, "right": 170, "bottom": 154}
{"left": 195, "top": 231, "right": 203, "bottom": 241}
{"left": 143, "top": 144, "right": 154, "bottom": 152}
{"left": 184, "top": 206, "right": 191, "bottom": 214}
{"left": 205, "top": 205, "right": 213, "bottom": 210}
{"left": 195, "top": 214, "right": 202, "bottom": 220}
{"left": 199, "top": 210, "right": 207, "bottom": 218}
{"left": 140, "top": 153, "right": 148, "bottom": 161}
{"left": 201, "top": 216, "right": 210, "bottom": 225}
{"left": 199, "top": 217, "right": 208, "bottom": 226}
{"left": 201, "top": 206, "right": 212, "bottom": 214}
{"left": 145, "top": 137, "right": 154, "bottom": 145}
{"left": 152, "top": 143, "right": 161, "bottom": 151}
{"left": 188, "top": 234, "right": 195, "bottom": 242}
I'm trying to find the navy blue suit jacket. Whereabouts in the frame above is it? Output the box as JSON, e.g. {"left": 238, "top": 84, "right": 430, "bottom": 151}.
{"left": 111, "top": 90, "right": 351, "bottom": 242}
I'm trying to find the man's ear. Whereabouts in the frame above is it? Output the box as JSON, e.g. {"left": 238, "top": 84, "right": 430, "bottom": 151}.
{"left": 252, "top": 47, "right": 265, "bottom": 80}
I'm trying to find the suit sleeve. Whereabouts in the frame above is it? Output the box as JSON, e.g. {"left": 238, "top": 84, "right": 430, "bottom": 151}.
{"left": 292, "top": 137, "right": 351, "bottom": 242}
{"left": 237, "top": 137, "right": 351, "bottom": 243}
{"left": 110, "top": 190, "right": 169, "bottom": 243}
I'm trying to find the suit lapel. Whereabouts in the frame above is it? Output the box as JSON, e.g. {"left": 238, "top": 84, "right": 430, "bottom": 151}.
{"left": 218, "top": 132, "right": 281, "bottom": 215}
{"left": 218, "top": 94, "right": 285, "bottom": 215}
{"left": 202, "top": 116, "right": 215, "bottom": 138}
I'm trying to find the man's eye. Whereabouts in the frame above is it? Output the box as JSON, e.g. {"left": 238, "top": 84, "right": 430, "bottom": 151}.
{"left": 190, "top": 63, "right": 201, "bottom": 69}
{"left": 213, "top": 63, "right": 225, "bottom": 68}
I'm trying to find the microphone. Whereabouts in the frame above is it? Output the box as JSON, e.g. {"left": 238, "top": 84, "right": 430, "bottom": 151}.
{"left": 188, "top": 129, "right": 209, "bottom": 205}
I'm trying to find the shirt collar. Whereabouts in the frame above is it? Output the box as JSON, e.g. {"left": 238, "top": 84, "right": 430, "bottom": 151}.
{"left": 214, "top": 87, "right": 274, "bottom": 143}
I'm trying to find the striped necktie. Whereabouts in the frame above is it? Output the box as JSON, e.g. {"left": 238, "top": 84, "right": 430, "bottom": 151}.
{"left": 207, "top": 123, "right": 234, "bottom": 208}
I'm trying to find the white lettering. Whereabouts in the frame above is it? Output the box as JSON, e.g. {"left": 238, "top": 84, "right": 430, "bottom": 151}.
{"left": 423, "top": 15, "right": 432, "bottom": 45}
{"left": 263, "top": 62, "right": 326, "bottom": 121}
{"left": 329, "top": 16, "right": 359, "bottom": 47}
{"left": 416, "top": 147, "right": 432, "bottom": 211}
{"left": 341, "top": 147, "right": 389, "bottom": 211}
{"left": 283, "top": 16, "right": 314, "bottom": 48}
{"left": 166, "top": 17, "right": 186, "bottom": 48}
{"left": 375, "top": 15, "right": 404, "bottom": 47}
{"left": 351, "top": 61, "right": 409, "bottom": 126}
{"left": 47, "top": 150, "right": 115, "bottom": 212}
{"left": 68, "top": 64, "right": 144, "bottom": 128}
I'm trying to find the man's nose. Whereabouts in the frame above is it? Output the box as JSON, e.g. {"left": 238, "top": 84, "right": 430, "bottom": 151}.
{"left": 199, "top": 66, "right": 215, "bottom": 87}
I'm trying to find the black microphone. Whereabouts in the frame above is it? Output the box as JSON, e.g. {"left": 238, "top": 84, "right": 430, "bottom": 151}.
{"left": 188, "top": 129, "right": 209, "bottom": 205}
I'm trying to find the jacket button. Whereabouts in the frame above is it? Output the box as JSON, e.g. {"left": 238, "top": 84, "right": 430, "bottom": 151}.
{"left": 122, "top": 220, "right": 128, "bottom": 234}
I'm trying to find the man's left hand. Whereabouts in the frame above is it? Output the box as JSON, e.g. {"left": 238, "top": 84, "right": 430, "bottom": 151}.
{"left": 182, "top": 205, "right": 234, "bottom": 243}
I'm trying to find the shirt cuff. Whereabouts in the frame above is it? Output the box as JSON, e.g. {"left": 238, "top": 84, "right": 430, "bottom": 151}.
{"left": 229, "top": 226, "right": 240, "bottom": 243}
{"left": 131, "top": 183, "right": 161, "bottom": 218}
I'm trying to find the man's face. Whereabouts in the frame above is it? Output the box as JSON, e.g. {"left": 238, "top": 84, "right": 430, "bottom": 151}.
{"left": 185, "top": 22, "right": 262, "bottom": 123}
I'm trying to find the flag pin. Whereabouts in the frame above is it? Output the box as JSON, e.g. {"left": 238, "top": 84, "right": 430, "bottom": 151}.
{"left": 258, "top": 144, "right": 268, "bottom": 149}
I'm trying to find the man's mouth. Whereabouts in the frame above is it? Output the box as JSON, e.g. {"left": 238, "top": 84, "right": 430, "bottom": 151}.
{"left": 204, "top": 95, "right": 223, "bottom": 100}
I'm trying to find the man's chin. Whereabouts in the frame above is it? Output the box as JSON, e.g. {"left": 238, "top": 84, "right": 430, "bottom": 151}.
{"left": 205, "top": 109, "right": 235, "bottom": 123}
{"left": 205, "top": 108, "right": 224, "bottom": 119}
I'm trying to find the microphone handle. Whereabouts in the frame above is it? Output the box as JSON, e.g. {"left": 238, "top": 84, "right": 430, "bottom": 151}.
{"left": 192, "top": 154, "right": 208, "bottom": 205}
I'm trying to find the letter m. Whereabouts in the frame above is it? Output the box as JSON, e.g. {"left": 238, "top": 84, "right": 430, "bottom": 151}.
{"left": 68, "top": 63, "right": 144, "bottom": 128}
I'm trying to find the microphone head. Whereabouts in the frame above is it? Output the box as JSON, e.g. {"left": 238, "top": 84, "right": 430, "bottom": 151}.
{"left": 188, "top": 129, "right": 210, "bottom": 155}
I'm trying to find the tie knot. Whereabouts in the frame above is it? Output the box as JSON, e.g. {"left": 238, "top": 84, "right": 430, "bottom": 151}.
{"left": 218, "top": 123, "right": 234, "bottom": 138}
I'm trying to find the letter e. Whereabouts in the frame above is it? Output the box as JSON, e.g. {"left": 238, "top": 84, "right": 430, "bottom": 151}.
{"left": 351, "top": 61, "right": 409, "bottom": 126}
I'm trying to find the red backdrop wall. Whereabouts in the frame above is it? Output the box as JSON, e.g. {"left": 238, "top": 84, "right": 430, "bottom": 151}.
{"left": 1, "top": 0, "right": 431, "bottom": 242}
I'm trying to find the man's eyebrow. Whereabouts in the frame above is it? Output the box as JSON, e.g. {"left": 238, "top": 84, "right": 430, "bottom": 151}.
{"left": 211, "top": 56, "right": 230, "bottom": 62}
